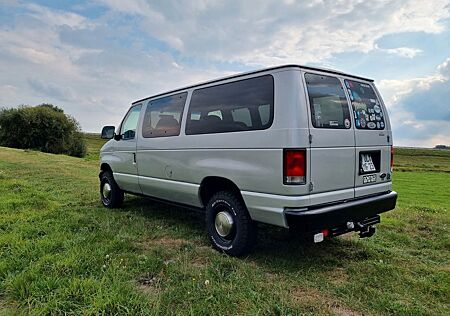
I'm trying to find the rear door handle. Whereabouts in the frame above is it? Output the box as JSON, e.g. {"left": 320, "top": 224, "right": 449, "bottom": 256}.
{"left": 133, "top": 153, "right": 136, "bottom": 164}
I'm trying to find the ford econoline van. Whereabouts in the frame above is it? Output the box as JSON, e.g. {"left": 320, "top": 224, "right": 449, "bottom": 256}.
{"left": 99, "top": 65, "right": 397, "bottom": 256}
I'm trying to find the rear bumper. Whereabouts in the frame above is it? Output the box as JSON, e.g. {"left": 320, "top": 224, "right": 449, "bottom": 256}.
{"left": 285, "top": 191, "right": 397, "bottom": 231}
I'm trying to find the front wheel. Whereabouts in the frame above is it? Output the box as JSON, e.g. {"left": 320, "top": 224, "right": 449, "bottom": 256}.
{"left": 206, "top": 191, "right": 257, "bottom": 256}
{"left": 100, "top": 171, "right": 124, "bottom": 208}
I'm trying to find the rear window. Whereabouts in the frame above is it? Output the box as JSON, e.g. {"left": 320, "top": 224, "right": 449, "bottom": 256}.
{"left": 345, "top": 80, "right": 385, "bottom": 130}
{"left": 185, "top": 75, "right": 274, "bottom": 135}
{"left": 305, "top": 73, "right": 351, "bottom": 129}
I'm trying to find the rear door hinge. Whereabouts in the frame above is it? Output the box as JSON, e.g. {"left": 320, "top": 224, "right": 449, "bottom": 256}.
{"left": 309, "top": 134, "right": 313, "bottom": 144}
{"left": 308, "top": 182, "right": 314, "bottom": 192}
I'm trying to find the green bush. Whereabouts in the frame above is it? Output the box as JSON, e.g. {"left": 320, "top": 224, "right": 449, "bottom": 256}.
{"left": 0, "top": 104, "right": 87, "bottom": 157}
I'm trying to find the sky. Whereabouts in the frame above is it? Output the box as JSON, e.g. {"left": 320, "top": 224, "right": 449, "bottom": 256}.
{"left": 0, "top": 0, "right": 449, "bottom": 147}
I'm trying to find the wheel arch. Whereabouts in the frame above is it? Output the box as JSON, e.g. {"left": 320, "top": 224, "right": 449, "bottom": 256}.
{"left": 198, "top": 176, "right": 244, "bottom": 208}
{"left": 99, "top": 163, "right": 113, "bottom": 178}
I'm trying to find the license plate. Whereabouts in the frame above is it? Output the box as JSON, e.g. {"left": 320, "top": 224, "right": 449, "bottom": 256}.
{"left": 361, "top": 154, "right": 376, "bottom": 173}
{"left": 363, "top": 174, "right": 377, "bottom": 184}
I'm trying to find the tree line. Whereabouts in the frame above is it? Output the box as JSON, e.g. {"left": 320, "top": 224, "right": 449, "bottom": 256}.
{"left": 0, "top": 104, "right": 86, "bottom": 157}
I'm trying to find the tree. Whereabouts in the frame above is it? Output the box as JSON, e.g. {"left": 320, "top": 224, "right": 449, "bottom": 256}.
{"left": 0, "top": 104, "right": 87, "bottom": 157}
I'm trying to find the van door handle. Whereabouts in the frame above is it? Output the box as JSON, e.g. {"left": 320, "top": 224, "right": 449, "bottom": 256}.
{"left": 133, "top": 153, "right": 136, "bottom": 164}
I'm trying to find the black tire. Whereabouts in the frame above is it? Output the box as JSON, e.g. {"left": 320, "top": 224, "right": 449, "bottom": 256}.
{"left": 100, "top": 171, "right": 124, "bottom": 208}
{"left": 206, "top": 191, "right": 257, "bottom": 256}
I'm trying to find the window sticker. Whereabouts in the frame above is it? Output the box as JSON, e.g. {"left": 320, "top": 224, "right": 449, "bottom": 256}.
{"left": 345, "top": 80, "right": 385, "bottom": 130}
{"left": 329, "top": 120, "right": 339, "bottom": 127}
{"left": 360, "top": 117, "right": 366, "bottom": 128}
{"left": 344, "top": 118, "right": 351, "bottom": 128}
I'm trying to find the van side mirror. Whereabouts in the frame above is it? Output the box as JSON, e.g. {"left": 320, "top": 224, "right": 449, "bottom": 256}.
{"left": 101, "top": 126, "right": 115, "bottom": 139}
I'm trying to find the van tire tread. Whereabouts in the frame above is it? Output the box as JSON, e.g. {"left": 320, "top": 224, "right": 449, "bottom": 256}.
{"left": 206, "top": 190, "right": 257, "bottom": 256}
{"left": 100, "top": 171, "right": 124, "bottom": 208}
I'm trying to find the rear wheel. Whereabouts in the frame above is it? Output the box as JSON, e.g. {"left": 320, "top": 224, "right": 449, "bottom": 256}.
{"left": 206, "top": 191, "right": 257, "bottom": 256}
{"left": 100, "top": 171, "right": 124, "bottom": 208}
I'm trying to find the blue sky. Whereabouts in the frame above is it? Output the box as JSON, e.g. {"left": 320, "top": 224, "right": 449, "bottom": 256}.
{"left": 1, "top": 0, "right": 449, "bottom": 147}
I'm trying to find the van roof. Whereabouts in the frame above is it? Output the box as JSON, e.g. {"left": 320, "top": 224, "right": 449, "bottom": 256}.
{"left": 132, "top": 64, "right": 374, "bottom": 105}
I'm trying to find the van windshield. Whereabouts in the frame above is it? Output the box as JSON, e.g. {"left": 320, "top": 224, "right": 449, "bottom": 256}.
{"left": 345, "top": 80, "right": 385, "bottom": 130}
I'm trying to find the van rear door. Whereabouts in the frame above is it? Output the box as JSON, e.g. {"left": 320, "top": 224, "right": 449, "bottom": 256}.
{"left": 344, "top": 80, "right": 392, "bottom": 197}
{"left": 303, "top": 72, "right": 355, "bottom": 205}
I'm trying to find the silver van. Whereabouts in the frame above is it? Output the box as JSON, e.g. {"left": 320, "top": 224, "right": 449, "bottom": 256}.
{"left": 99, "top": 65, "right": 397, "bottom": 256}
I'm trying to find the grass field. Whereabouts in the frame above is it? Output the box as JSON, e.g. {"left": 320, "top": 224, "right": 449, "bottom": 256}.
{"left": 0, "top": 138, "right": 449, "bottom": 315}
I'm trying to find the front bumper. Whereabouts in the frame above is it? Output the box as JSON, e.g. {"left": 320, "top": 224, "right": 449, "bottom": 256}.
{"left": 285, "top": 191, "right": 397, "bottom": 231}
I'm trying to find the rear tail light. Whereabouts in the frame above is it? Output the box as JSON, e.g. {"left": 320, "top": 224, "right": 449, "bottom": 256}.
{"left": 283, "top": 149, "right": 306, "bottom": 184}
{"left": 390, "top": 146, "right": 394, "bottom": 172}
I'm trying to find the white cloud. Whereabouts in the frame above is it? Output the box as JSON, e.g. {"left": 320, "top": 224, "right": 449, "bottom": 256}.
{"left": 378, "top": 74, "right": 443, "bottom": 107}
{"left": 25, "top": 3, "right": 93, "bottom": 28}
{"left": 97, "top": 0, "right": 450, "bottom": 65}
{"left": 376, "top": 46, "right": 422, "bottom": 58}
{"left": 437, "top": 57, "right": 450, "bottom": 77}
{"left": 378, "top": 58, "right": 450, "bottom": 147}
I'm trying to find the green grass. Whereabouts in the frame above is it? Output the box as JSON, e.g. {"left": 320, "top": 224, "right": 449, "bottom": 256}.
{"left": 394, "top": 147, "right": 450, "bottom": 173}
{"left": 0, "top": 138, "right": 449, "bottom": 315}
{"left": 83, "top": 133, "right": 108, "bottom": 162}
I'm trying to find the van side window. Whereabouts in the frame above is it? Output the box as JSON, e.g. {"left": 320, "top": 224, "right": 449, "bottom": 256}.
{"left": 185, "top": 75, "right": 274, "bottom": 135}
{"left": 345, "top": 80, "right": 385, "bottom": 130}
{"left": 305, "top": 73, "right": 351, "bottom": 129}
{"left": 120, "top": 105, "right": 142, "bottom": 140}
{"left": 142, "top": 92, "right": 187, "bottom": 138}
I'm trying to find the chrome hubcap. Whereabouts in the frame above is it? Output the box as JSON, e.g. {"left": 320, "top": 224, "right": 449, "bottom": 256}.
{"left": 102, "top": 182, "right": 112, "bottom": 200}
{"left": 215, "top": 211, "right": 234, "bottom": 238}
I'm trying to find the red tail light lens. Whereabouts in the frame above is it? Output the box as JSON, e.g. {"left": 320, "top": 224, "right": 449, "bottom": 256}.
{"left": 390, "top": 146, "right": 394, "bottom": 172}
{"left": 284, "top": 149, "right": 306, "bottom": 184}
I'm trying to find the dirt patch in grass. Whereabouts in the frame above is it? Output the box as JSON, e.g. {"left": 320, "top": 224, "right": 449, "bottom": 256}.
{"left": 264, "top": 271, "right": 278, "bottom": 282}
{"left": 326, "top": 267, "right": 349, "bottom": 285}
{"left": 136, "top": 272, "right": 162, "bottom": 295}
{"left": 191, "top": 257, "right": 209, "bottom": 268}
{"left": 136, "top": 236, "right": 189, "bottom": 251}
{"left": 339, "top": 233, "right": 357, "bottom": 242}
{"left": 330, "top": 305, "right": 362, "bottom": 316}
{"left": 291, "top": 286, "right": 360, "bottom": 316}
{"left": 0, "top": 298, "right": 17, "bottom": 315}
{"left": 291, "top": 286, "right": 326, "bottom": 305}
